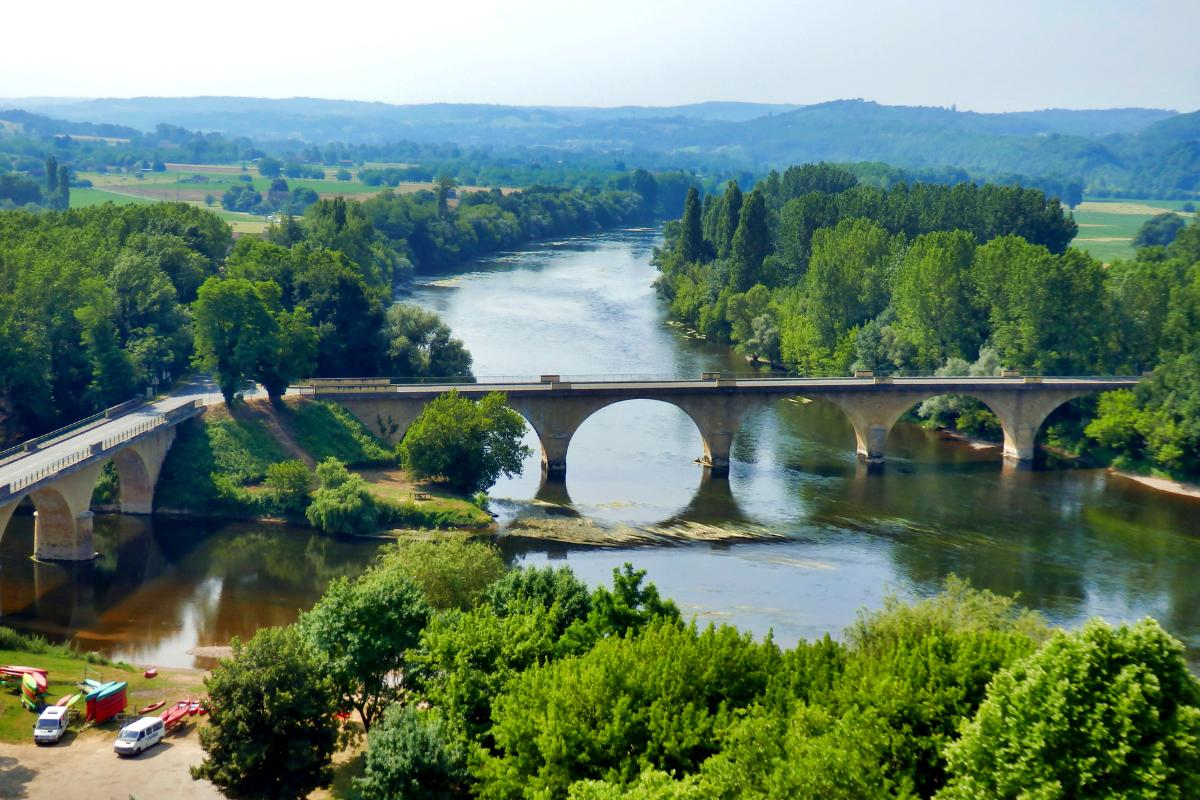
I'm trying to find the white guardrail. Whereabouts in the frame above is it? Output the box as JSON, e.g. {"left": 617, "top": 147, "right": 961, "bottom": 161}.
{"left": 0, "top": 401, "right": 200, "bottom": 499}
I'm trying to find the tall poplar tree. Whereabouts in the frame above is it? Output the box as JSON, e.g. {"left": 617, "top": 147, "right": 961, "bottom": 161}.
{"left": 45, "top": 156, "right": 58, "bottom": 197}
{"left": 715, "top": 180, "right": 743, "bottom": 259}
{"left": 729, "top": 188, "right": 770, "bottom": 293}
{"left": 679, "top": 185, "right": 703, "bottom": 264}
{"left": 57, "top": 165, "right": 70, "bottom": 210}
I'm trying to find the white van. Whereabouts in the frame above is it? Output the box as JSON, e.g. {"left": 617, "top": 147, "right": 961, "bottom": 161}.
{"left": 113, "top": 717, "right": 165, "bottom": 756}
{"left": 33, "top": 706, "right": 69, "bottom": 745}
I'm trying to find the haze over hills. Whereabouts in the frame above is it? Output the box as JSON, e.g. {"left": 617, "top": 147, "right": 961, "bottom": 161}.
{"left": 2, "top": 97, "right": 1197, "bottom": 198}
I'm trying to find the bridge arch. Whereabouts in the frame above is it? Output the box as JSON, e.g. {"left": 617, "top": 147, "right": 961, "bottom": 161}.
{"left": 506, "top": 392, "right": 775, "bottom": 478}
{"left": 105, "top": 447, "right": 155, "bottom": 514}
{"left": 818, "top": 386, "right": 1103, "bottom": 463}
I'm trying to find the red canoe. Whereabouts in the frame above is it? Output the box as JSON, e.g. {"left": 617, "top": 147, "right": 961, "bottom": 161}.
{"left": 188, "top": 699, "right": 200, "bottom": 716}
{"left": 143, "top": 667, "right": 158, "bottom": 679}
{"left": 139, "top": 701, "right": 165, "bottom": 713}
{"left": 1, "top": 666, "right": 48, "bottom": 675}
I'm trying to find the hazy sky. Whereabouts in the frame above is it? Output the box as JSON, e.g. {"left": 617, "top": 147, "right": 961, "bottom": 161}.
{"left": 3, "top": 0, "right": 1197, "bottom": 112}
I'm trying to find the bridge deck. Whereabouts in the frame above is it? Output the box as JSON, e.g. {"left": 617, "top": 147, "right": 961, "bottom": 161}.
{"left": 0, "top": 394, "right": 201, "bottom": 503}
{"left": 300, "top": 375, "right": 1141, "bottom": 398}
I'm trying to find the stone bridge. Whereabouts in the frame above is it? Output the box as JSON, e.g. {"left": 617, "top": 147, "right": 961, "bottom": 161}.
{"left": 306, "top": 374, "right": 1141, "bottom": 478}
{"left": 0, "top": 396, "right": 203, "bottom": 561}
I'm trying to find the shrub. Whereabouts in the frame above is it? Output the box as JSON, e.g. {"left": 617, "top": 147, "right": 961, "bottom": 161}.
{"left": 265, "top": 459, "right": 312, "bottom": 513}
{"left": 305, "top": 457, "right": 380, "bottom": 535}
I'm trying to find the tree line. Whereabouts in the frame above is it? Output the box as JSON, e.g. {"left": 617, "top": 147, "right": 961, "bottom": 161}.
{"left": 0, "top": 172, "right": 660, "bottom": 446}
{"left": 655, "top": 163, "right": 1200, "bottom": 480}
{"left": 191, "top": 540, "right": 1200, "bottom": 800}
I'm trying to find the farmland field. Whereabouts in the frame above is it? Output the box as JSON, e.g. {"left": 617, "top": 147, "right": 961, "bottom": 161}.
{"left": 1070, "top": 199, "right": 1194, "bottom": 264}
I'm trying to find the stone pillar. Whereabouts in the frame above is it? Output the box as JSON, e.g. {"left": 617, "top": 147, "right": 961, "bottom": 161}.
{"left": 820, "top": 390, "right": 932, "bottom": 465}
{"left": 34, "top": 509, "right": 95, "bottom": 561}
{"left": 667, "top": 393, "right": 773, "bottom": 477}
{"left": 507, "top": 395, "right": 615, "bottom": 481}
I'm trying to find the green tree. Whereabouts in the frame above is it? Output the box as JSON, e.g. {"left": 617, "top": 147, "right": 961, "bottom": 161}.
{"left": 1133, "top": 213, "right": 1188, "bottom": 249}
{"left": 265, "top": 460, "right": 312, "bottom": 513}
{"left": 383, "top": 303, "right": 473, "bottom": 377}
{"left": 256, "top": 306, "right": 319, "bottom": 405}
{"left": 728, "top": 188, "right": 770, "bottom": 293}
{"left": 940, "top": 618, "right": 1200, "bottom": 800}
{"left": 336, "top": 168, "right": 352, "bottom": 181}
{"left": 892, "top": 231, "right": 981, "bottom": 367}
{"left": 152, "top": 159, "right": 166, "bottom": 172}
{"left": 75, "top": 297, "right": 137, "bottom": 407}
{"left": 972, "top": 235, "right": 1106, "bottom": 373}
{"left": 714, "top": 180, "right": 743, "bottom": 259}
{"left": 45, "top": 156, "right": 58, "bottom": 197}
{"left": 192, "top": 626, "right": 339, "bottom": 800}
{"left": 399, "top": 390, "right": 531, "bottom": 494}
{"left": 630, "top": 169, "right": 658, "bottom": 214}
{"left": 305, "top": 456, "right": 380, "bottom": 534}
{"left": 191, "top": 277, "right": 279, "bottom": 404}
{"left": 204, "top": 194, "right": 215, "bottom": 207}
{"left": 257, "top": 157, "right": 283, "bottom": 178}
{"left": 477, "top": 619, "right": 779, "bottom": 799}
{"left": 379, "top": 536, "right": 504, "bottom": 611}
{"left": 299, "top": 564, "right": 432, "bottom": 731}
{"left": 805, "top": 218, "right": 893, "bottom": 351}
{"left": 480, "top": 564, "right": 593, "bottom": 634}
{"left": 58, "top": 165, "right": 70, "bottom": 210}
{"left": 436, "top": 174, "right": 457, "bottom": 216}
{"left": 356, "top": 705, "right": 468, "bottom": 800}
{"left": 678, "top": 185, "right": 703, "bottom": 264}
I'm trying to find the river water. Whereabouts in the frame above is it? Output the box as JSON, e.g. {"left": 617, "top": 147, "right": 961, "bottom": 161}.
{"left": 2, "top": 227, "right": 1198, "bottom": 668}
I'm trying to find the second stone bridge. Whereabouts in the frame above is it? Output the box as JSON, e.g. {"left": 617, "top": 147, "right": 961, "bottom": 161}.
{"left": 302, "top": 374, "right": 1140, "bottom": 477}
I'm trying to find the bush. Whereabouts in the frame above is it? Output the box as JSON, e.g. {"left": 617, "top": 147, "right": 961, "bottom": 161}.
{"left": 399, "top": 390, "right": 530, "bottom": 494}
{"left": 941, "top": 617, "right": 1200, "bottom": 800}
{"left": 378, "top": 536, "right": 504, "bottom": 610}
{"left": 376, "top": 498, "right": 485, "bottom": 530}
{"left": 305, "top": 457, "right": 380, "bottom": 534}
{"left": 265, "top": 459, "right": 312, "bottom": 513}
{"left": 356, "top": 705, "right": 468, "bottom": 800}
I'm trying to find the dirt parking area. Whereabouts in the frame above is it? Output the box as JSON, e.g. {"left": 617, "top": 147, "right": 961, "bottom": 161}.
{"left": 0, "top": 726, "right": 220, "bottom": 800}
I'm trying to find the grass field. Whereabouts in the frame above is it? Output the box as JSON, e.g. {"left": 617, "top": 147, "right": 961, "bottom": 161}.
{"left": 1070, "top": 210, "right": 1149, "bottom": 263}
{"left": 68, "top": 188, "right": 157, "bottom": 208}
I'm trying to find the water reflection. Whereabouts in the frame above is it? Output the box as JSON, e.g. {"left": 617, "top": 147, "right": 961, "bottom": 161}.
{"left": 0, "top": 514, "right": 384, "bottom": 668}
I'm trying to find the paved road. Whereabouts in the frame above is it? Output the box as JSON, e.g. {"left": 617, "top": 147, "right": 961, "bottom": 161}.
{"left": 0, "top": 394, "right": 201, "bottom": 495}
{"left": 304, "top": 375, "right": 1142, "bottom": 396}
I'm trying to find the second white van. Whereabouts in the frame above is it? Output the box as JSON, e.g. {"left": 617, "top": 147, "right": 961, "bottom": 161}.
{"left": 113, "top": 717, "right": 165, "bottom": 756}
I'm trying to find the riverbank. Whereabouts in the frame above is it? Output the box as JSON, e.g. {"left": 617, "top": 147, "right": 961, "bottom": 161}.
{"left": 152, "top": 397, "right": 491, "bottom": 531}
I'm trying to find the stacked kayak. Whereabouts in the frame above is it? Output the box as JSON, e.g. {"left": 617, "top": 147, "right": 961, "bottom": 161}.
{"left": 85, "top": 681, "right": 127, "bottom": 723}
{"left": 160, "top": 697, "right": 191, "bottom": 729}
{"left": 20, "top": 672, "right": 48, "bottom": 711}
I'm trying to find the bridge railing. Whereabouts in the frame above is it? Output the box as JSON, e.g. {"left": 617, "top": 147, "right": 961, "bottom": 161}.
{"left": 292, "top": 370, "right": 1145, "bottom": 393}
{"left": 0, "top": 400, "right": 201, "bottom": 500}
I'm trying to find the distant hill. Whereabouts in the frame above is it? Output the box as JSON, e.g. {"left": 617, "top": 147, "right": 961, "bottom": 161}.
{"left": 1, "top": 96, "right": 1194, "bottom": 198}
{"left": 0, "top": 108, "right": 143, "bottom": 141}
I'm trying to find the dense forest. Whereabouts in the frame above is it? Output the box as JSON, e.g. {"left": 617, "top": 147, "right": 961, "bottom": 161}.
{"left": 0, "top": 178, "right": 654, "bottom": 446}
{"left": 655, "top": 163, "right": 1200, "bottom": 480}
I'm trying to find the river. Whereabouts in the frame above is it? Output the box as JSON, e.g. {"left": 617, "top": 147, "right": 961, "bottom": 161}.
{"left": 2, "top": 227, "right": 1198, "bottom": 669}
